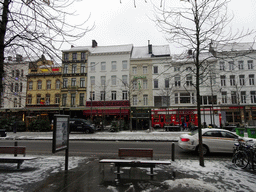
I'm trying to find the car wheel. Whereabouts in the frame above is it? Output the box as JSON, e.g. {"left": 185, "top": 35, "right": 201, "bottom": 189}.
{"left": 85, "top": 129, "right": 90, "bottom": 134}
{"left": 196, "top": 145, "right": 209, "bottom": 155}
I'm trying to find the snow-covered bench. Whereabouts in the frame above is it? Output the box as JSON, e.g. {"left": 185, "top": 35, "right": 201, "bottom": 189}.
{"left": 0, "top": 146, "right": 37, "bottom": 169}
{"left": 99, "top": 148, "right": 171, "bottom": 177}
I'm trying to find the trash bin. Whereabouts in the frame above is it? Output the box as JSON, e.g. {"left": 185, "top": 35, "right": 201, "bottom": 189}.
{"left": 235, "top": 128, "right": 245, "bottom": 137}
{"left": 247, "top": 128, "right": 256, "bottom": 138}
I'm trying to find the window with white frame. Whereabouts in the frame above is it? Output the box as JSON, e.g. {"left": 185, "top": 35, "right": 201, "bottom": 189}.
{"left": 248, "top": 60, "right": 253, "bottom": 69}
{"left": 27, "top": 95, "right": 32, "bottom": 104}
{"left": 46, "top": 94, "right": 50, "bottom": 105}
{"left": 174, "top": 67, "right": 180, "bottom": 72}
{"left": 229, "top": 61, "right": 234, "bottom": 70}
{"left": 71, "top": 93, "right": 76, "bottom": 106}
{"left": 72, "top": 64, "right": 77, "bottom": 74}
{"left": 241, "top": 91, "right": 246, "bottom": 104}
{"left": 90, "top": 91, "right": 95, "bottom": 100}
{"left": 80, "top": 93, "right": 85, "bottom": 106}
{"left": 111, "top": 61, "right": 117, "bottom": 70}
{"left": 111, "top": 75, "right": 116, "bottom": 86}
{"left": 231, "top": 91, "right": 237, "bottom": 104}
{"left": 221, "top": 75, "right": 226, "bottom": 86}
{"left": 90, "top": 62, "right": 95, "bottom": 72}
{"left": 175, "top": 93, "right": 179, "bottom": 104}
{"left": 37, "top": 94, "right": 41, "bottom": 104}
{"left": 180, "top": 93, "right": 191, "bottom": 104}
{"left": 46, "top": 80, "right": 51, "bottom": 89}
{"left": 132, "top": 67, "right": 137, "bottom": 75}
{"left": 101, "top": 62, "right": 106, "bottom": 71}
{"left": 175, "top": 75, "right": 180, "bottom": 87}
{"left": 100, "top": 91, "right": 105, "bottom": 101}
{"left": 63, "top": 64, "right": 68, "bottom": 74}
{"left": 101, "top": 76, "right": 106, "bottom": 86}
{"left": 28, "top": 81, "right": 33, "bottom": 90}
{"left": 251, "top": 91, "right": 256, "bottom": 103}
{"left": 71, "top": 78, "right": 76, "bottom": 87}
{"left": 56, "top": 80, "right": 60, "bottom": 89}
{"left": 80, "top": 78, "right": 85, "bottom": 88}
{"left": 153, "top": 66, "right": 158, "bottom": 74}
{"left": 186, "top": 75, "right": 192, "bottom": 86}
{"left": 37, "top": 80, "right": 42, "bottom": 90}
{"left": 165, "top": 78, "right": 169, "bottom": 88}
{"left": 64, "top": 53, "right": 69, "bottom": 61}
{"left": 154, "top": 79, "right": 158, "bottom": 88}
{"left": 62, "top": 94, "right": 67, "bottom": 106}
{"left": 219, "top": 61, "right": 225, "bottom": 70}
{"left": 111, "top": 91, "right": 117, "bottom": 100}
{"left": 249, "top": 74, "right": 255, "bottom": 85}
{"left": 143, "top": 95, "right": 148, "bottom": 106}
{"left": 81, "top": 52, "right": 86, "bottom": 60}
{"left": 72, "top": 52, "right": 77, "bottom": 60}
{"left": 143, "top": 66, "right": 148, "bottom": 74}
{"left": 80, "top": 63, "right": 85, "bottom": 73}
{"left": 230, "top": 75, "right": 235, "bottom": 86}
{"left": 122, "top": 75, "right": 128, "bottom": 85}
{"left": 239, "top": 75, "right": 245, "bottom": 86}
{"left": 133, "top": 95, "right": 137, "bottom": 105}
{"left": 122, "top": 91, "right": 128, "bottom": 100}
{"left": 14, "top": 98, "right": 17, "bottom": 107}
{"left": 63, "top": 78, "right": 68, "bottom": 88}
{"left": 238, "top": 60, "right": 244, "bottom": 70}
{"left": 55, "top": 94, "right": 60, "bottom": 104}
{"left": 122, "top": 60, "right": 128, "bottom": 69}
{"left": 90, "top": 76, "right": 95, "bottom": 85}
{"left": 133, "top": 80, "right": 137, "bottom": 90}
{"left": 222, "top": 92, "right": 227, "bottom": 103}
{"left": 143, "top": 79, "right": 147, "bottom": 89}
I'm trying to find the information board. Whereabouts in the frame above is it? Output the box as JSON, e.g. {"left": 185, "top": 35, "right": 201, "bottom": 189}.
{"left": 52, "top": 115, "right": 69, "bottom": 153}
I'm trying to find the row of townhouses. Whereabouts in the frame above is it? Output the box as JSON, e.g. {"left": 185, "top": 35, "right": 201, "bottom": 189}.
{"left": 1, "top": 40, "right": 256, "bottom": 129}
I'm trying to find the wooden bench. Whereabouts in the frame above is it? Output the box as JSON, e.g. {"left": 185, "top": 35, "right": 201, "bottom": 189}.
{"left": 0, "top": 146, "right": 37, "bottom": 169}
{"left": 100, "top": 148, "right": 171, "bottom": 178}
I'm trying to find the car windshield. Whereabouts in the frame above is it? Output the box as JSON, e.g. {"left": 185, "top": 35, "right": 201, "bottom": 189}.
{"left": 190, "top": 129, "right": 198, "bottom": 136}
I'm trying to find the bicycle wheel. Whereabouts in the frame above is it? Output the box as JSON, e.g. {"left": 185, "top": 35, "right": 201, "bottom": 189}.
{"left": 233, "top": 151, "right": 249, "bottom": 169}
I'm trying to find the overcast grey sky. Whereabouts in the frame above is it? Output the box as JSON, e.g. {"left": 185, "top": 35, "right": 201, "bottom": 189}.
{"left": 63, "top": 0, "right": 256, "bottom": 54}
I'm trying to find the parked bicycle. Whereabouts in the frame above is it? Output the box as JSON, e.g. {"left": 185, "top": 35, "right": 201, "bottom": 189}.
{"left": 232, "top": 139, "right": 256, "bottom": 170}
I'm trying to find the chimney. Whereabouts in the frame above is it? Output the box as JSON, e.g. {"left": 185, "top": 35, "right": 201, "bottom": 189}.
{"left": 92, "top": 40, "right": 98, "bottom": 48}
{"left": 148, "top": 40, "right": 152, "bottom": 54}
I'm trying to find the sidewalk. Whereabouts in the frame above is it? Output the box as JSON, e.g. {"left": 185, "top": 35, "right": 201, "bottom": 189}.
{"left": 1, "top": 130, "right": 184, "bottom": 142}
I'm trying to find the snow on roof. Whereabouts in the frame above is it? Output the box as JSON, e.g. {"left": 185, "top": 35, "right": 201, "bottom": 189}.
{"left": 213, "top": 42, "right": 256, "bottom": 52}
{"left": 62, "top": 44, "right": 133, "bottom": 54}
{"left": 131, "top": 45, "right": 170, "bottom": 59}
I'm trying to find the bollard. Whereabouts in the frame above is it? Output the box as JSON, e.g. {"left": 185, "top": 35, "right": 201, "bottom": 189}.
{"left": 14, "top": 141, "right": 18, "bottom": 157}
{"left": 171, "top": 142, "right": 175, "bottom": 161}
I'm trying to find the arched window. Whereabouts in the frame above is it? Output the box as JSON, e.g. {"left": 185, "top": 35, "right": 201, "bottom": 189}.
{"left": 56, "top": 79, "right": 60, "bottom": 89}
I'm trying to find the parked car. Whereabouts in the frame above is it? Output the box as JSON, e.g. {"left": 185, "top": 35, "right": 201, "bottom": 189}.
{"left": 69, "top": 118, "right": 95, "bottom": 134}
{"left": 178, "top": 128, "right": 247, "bottom": 155}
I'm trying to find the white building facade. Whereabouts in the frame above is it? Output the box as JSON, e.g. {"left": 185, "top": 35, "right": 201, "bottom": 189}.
{"left": 2, "top": 55, "right": 29, "bottom": 110}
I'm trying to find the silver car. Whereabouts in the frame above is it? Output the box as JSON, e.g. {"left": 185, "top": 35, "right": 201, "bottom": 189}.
{"left": 178, "top": 128, "right": 245, "bottom": 155}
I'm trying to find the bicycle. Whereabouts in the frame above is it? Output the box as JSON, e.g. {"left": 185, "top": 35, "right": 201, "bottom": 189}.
{"left": 232, "top": 140, "right": 249, "bottom": 169}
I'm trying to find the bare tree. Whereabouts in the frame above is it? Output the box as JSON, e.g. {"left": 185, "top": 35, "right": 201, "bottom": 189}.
{"left": 0, "top": 0, "right": 92, "bottom": 106}
{"left": 154, "top": 0, "right": 255, "bottom": 166}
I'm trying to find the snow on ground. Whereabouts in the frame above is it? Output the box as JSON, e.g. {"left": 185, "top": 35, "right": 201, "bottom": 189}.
{"left": 163, "top": 159, "right": 256, "bottom": 192}
{"left": 0, "top": 155, "right": 86, "bottom": 192}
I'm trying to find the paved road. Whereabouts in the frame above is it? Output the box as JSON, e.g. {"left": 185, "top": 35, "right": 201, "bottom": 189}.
{"left": 0, "top": 140, "right": 233, "bottom": 159}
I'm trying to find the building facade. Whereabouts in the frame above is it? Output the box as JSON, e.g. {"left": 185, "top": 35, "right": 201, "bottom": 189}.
{"left": 2, "top": 55, "right": 29, "bottom": 111}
